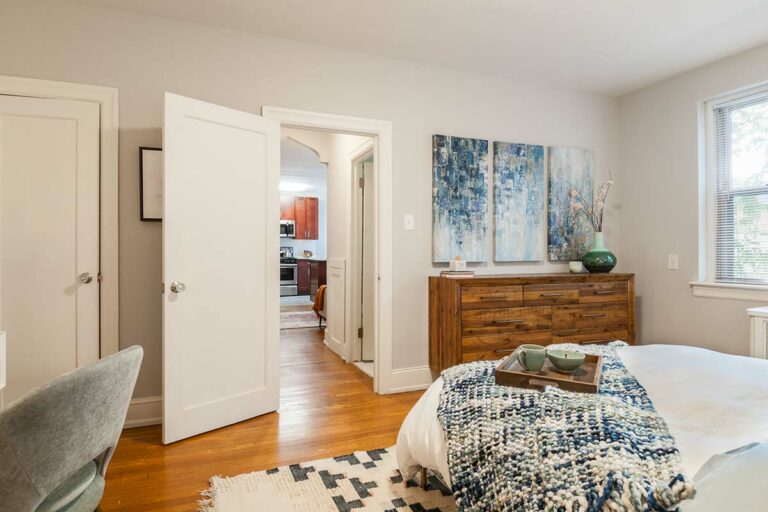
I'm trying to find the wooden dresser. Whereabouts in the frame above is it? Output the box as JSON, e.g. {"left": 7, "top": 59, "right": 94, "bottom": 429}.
{"left": 429, "top": 273, "right": 635, "bottom": 372}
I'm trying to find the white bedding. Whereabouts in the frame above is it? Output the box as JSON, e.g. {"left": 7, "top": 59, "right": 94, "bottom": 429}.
{"left": 396, "top": 344, "right": 768, "bottom": 492}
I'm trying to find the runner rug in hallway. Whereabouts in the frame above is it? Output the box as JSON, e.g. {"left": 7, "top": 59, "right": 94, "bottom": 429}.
{"left": 280, "top": 310, "right": 321, "bottom": 329}
{"left": 199, "top": 448, "right": 456, "bottom": 512}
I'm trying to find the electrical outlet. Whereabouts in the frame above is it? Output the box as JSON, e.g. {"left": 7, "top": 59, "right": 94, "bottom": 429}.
{"left": 404, "top": 214, "right": 415, "bottom": 231}
{"left": 667, "top": 254, "right": 679, "bottom": 270}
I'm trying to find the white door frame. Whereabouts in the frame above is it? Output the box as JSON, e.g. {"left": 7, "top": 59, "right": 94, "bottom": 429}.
{"left": 0, "top": 75, "right": 120, "bottom": 357}
{"left": 350, "top": 143, "right": 375, "bottom": 364}
{"left": 262, "top": 106, "right": 393, "bottom": 394}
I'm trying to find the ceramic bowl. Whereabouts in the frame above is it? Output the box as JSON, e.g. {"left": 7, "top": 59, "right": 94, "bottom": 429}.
{"left": 547, "top": 349, "right": 585, "bottom": 372}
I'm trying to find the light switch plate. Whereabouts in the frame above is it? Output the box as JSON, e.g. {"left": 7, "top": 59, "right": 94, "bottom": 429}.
{"left": 404, "top": 214, "right": 414, "bottom": 231}
{"left": 668, "top": 254, "right": 678, "bottom": 270}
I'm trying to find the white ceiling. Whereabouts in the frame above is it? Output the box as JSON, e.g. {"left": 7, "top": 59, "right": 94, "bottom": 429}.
{"left": 281, "top": 137, "right": 327, "bottom": 197}
{"left": 80, "top": 0, "right": 768, "bottom": 95}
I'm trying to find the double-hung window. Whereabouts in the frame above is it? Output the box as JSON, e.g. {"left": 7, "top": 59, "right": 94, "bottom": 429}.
{"left": 696, "top": 86, "right": 768, "bottom": 298}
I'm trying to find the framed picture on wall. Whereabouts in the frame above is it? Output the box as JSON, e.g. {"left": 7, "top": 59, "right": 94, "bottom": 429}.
{"left": 140, "top": 146, "right": 163, "bottom": 221}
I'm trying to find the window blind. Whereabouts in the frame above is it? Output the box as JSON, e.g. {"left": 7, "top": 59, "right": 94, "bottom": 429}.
{"left": 713, "top": 92, "right": 768, "bottom": 284}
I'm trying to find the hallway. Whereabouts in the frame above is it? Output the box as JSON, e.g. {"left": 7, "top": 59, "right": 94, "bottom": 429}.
{"left": 101, "top": 328, "right": 423, "bottom": 511}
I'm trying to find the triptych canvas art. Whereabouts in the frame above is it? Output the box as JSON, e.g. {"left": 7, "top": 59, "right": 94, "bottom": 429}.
{"left": 432, "top": 134, "right": 595, "bottom": 263}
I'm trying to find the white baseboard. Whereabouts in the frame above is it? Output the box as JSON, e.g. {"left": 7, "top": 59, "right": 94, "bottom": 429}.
{"left": 124, "top": 395, "right": 162, "bottom": 428}
{"left": 388, "top": 365, "right": 434, "bottom": 393}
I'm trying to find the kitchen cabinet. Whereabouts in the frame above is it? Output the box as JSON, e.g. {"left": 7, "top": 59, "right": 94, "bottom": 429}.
{"left": 280, "top": 196, "right": 295, "bottom": 220}
{"left": 297, "top": 259, "right": 311, "bottom": 295}
{"left": 309, "top": 260, "right": 327, "bottom": 300}
{"left": 293, "top": 196, "right": 319, "bottom": 240}
{"left": 297, "top": 259, "right": 326, "bottom": 298}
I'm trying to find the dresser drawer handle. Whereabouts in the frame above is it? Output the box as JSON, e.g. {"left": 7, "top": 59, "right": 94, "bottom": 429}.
{"left": 494, "top": 319, "right": 524, "bottom": 325}
{"left": 540, "top": 292, "right": 564, "bottom": 297}
{"left": 594, "top": 290, "right": 616, "bottom": 295}
{"left": 580, "top": 313, "right": 607, "bottom": 318}
{"left": 495, "top": 348, "right": 516, "bottom": 354}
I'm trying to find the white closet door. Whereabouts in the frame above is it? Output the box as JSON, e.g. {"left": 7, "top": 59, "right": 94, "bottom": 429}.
{"left": 361, "top": 161, "right": 376, "bottom": 361}
{"left": 163, "top": 93, "right": 280, "bottom": 444}
{"left": 0, "top": 95, "right": 100, "bottom": 404}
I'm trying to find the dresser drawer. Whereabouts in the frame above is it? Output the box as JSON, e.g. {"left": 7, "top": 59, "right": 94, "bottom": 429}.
{"left": 461, "top": 285, "right": 523, "bottom": 309}
{"left": 552, "top": 302, "right": 627, "bottom": 329}
{"left": 523, "top": 284, "right": 580, "bottom": 305}
{"left": 552, "top": 325, "right": 630, "bottom": 344}
{"left": 461, "top": 306, "right": 551, "bottom": 336}
{"left": 461, "top": 331, "right": 552, "bottom": 361}
{"left": 579, "top": 281, "right": 628, "bottom": 304}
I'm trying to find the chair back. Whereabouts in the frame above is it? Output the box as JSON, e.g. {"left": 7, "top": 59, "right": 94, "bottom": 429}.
{"left": 0, "top": 345, "right": 143, "bottom": 511}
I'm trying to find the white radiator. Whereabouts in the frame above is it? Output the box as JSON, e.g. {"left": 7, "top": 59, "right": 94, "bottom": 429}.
{"left": 748, "top": 307, "right": 768, "bottom": 359}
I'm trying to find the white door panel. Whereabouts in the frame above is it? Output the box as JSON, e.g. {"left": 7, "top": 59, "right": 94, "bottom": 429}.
{"left": 361, "top": 161, "right": 375, "bottom": 361}
{"left": 0, "top": 95, "right": 100, "bottom": 404}
{"left": 163, "top": 93, "right": 280, "bottom": 444}
{"left": 326, "top": 259, "right": 346, "bottom": 358}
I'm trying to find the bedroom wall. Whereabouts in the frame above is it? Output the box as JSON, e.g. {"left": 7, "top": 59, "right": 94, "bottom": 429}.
{"left": 0, "top": 0, "right": 620, "bottom": 398}
{"left": 618, "top": 43, "right": 768, "bottom": 355}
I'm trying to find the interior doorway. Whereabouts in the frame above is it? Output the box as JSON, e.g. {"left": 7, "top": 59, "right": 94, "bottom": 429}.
{"left": 276, "top": 126, "right": 376, "bottom": 387}
{"left": 352, "top": 149, "right": 375, "bottom": 378}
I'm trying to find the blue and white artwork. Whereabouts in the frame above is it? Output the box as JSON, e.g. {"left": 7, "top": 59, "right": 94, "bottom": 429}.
{"left": 548, "top": 147, "right": 594, "bottom": 261}
{"left": 432, "top": 135, "right": 489, "bottom": 262}
{"left": 493, "top": 142, "right": 545, "bottom": 261}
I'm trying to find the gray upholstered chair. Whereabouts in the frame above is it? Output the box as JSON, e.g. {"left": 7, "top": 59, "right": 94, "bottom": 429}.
{"left": 0, "top": 345, "right": 143, "bottom": 512}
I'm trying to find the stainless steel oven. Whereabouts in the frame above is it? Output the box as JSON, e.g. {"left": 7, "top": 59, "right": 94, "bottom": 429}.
{"left": 280, "top": 257, "right": 298, "bottom": 296}
{"left": 280, "top": 220, "right": 296, "bottom": 238}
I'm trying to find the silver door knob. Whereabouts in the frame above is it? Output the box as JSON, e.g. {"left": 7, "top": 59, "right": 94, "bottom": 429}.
{"left": 170, "top": 281, "right": 186, "bottom": 293}
{"left": 79, "top": 272, "right": 93, "bottom": 284}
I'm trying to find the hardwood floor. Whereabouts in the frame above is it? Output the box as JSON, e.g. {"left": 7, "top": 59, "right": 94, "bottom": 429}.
{"left": 101, "top": 328, "right": 424, "bottom": 511}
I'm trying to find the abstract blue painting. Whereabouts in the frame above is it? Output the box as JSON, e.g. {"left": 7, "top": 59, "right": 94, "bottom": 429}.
{"left": 493, "top": 142, "right": 545, "bottom": 261}
{"left": 548, "top": 146, "right": 594, "bottom": 261}
{"left": 432, "top": 135, "right": 488, "bottom": 262}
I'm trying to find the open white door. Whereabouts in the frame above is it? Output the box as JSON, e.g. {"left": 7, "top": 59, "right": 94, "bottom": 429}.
{"left": 163, "top": 93, "right": 280, "bottom": 444}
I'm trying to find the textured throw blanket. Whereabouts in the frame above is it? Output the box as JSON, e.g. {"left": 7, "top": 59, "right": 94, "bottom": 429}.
{"left": 437, "top": 342, "right": 694, "bottom": 512}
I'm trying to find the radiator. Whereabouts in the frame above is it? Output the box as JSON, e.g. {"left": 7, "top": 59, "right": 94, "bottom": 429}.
{"left": 748, "top": 307, "right": 768, "bottom": 359}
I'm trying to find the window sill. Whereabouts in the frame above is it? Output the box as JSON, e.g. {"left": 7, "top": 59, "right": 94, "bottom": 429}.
{"left": 689, "top": 281, "right": 768, "bottom": 302}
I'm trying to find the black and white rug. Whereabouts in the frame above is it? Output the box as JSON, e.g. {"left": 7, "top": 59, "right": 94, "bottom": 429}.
{"left": 199, "top": 448, "right": 456, "bottom": 512}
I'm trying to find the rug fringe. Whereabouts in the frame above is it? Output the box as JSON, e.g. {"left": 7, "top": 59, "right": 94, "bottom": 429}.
{"left": 198, "top": 475, "right": 222, "bottom": 512}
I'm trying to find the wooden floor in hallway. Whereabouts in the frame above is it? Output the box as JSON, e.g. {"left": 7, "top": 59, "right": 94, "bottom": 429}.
{"left": 101, "top": 327, "right": 424, "bottom": 511}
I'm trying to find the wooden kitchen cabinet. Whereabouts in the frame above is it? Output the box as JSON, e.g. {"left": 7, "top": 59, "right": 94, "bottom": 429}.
{"left": 293, "top": 196, "right": 319, "bottom": 240}
{"left": 280, "top": 196, "right": 295, "bottom": 220}
{"left": 309, "top": 260, "right": 327, "bottom": 299}
{"left": 297, "top": 259, "right": 326, "bottom": 297}
{"left": 297, "top": 259, "right": 311, "bottom": 295}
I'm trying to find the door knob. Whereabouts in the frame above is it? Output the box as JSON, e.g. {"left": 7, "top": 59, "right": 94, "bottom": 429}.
{"left": 170, "top": 281, "right": 186, "bottom": 293}
{"left": 79, "top": 272, "right": 93, "bottom": 284}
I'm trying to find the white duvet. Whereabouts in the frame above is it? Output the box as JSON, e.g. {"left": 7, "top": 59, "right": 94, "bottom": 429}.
{"left": 396, "top": 344, "right": 768, "bottom": 491}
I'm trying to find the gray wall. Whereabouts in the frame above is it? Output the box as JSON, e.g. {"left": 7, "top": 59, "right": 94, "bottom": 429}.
{"left": 0, "top": 0, "right": 620, "bottom": 398}
{"left": 618, "top": 43, "right": 768, "bottom": 355}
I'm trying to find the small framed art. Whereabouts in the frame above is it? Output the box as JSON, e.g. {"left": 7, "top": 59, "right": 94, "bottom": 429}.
{"left": 140, "top": 146, "right": 162, "bottom": 221}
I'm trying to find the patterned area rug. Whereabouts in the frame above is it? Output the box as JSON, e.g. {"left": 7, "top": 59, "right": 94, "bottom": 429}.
{"left": 280, "top": 310, "right": 321, "bottom": 329}
{"left": 199, "top": 448, "right": 456, "bottom": 512}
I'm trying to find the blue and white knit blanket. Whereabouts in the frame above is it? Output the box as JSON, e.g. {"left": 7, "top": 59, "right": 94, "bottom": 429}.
{"left": 437, "top": 342, "right": 694, "bottom": 512}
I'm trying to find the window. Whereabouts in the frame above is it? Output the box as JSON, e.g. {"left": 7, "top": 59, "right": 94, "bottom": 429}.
{"left": 710, "top": 88, "right": 768, "bottom": 285}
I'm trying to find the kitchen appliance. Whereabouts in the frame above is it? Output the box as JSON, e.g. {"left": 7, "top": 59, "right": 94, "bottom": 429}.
{"left": 280, "top": 246, "right": 294, "bottom": 258}
{"left": 280, "top": 256, "right": 298, "bottom": 296}
{"left": 280, "top": 220, "right": 296, "bottom": 238}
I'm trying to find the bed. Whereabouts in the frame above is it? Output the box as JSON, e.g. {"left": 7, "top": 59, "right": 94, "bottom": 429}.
{"left": 396, "top": 344, "right": 768, "bottom": 510}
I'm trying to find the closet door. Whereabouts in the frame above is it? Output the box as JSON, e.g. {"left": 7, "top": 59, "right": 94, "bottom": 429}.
{"left": 163, "top": 93, "right": 280, "bottom": 444}
{"left": 0, "top": 95, "right": 100, "bottom": 404}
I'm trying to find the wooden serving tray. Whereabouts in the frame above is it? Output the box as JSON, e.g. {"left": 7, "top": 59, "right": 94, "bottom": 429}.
{"left": 495, "top": 354, "right": 602, "bottom": 393}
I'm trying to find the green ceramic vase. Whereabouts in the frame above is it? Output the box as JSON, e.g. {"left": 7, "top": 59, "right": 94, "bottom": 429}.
{"left": 582, "top": 232, "right": 617, "bottom": 273}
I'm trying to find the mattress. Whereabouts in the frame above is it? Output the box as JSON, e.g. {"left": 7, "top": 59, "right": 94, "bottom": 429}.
{"left": 396, "top": 344, "right": 768, "bottom": 495}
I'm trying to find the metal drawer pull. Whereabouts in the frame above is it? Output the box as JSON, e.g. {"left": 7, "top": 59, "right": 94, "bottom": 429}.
{"left": 594, "top": 290, "right": 616, "bottom": 295}
{"left": 581, "top": 313, "right": 607, "bottom": 318}
{"left": 540, "top": 292, "right": 564, "bottom": 297}
{"left": 494, "top": 319, "right": 524, "bottom": 324}
{"left": 495, "top": 348, "right": 516, "bottom": 354}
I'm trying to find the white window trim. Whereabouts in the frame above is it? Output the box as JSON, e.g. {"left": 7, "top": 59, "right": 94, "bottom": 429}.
{"left": 694, "top": 80, "right": 768, "bottom": 301}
